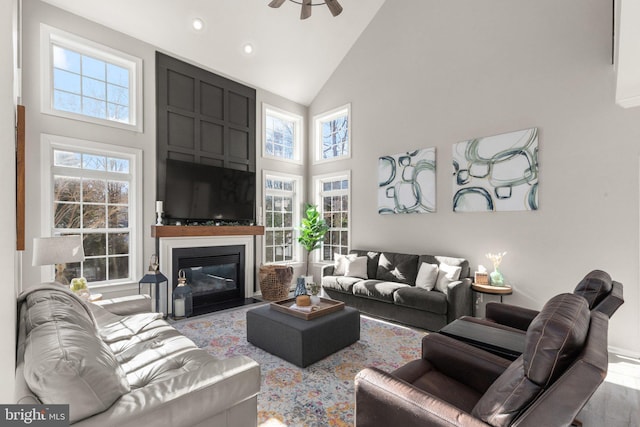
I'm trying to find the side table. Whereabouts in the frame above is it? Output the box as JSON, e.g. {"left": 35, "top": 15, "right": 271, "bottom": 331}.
{"left": 471, "top": 283, "right": 512, "bottom": 317}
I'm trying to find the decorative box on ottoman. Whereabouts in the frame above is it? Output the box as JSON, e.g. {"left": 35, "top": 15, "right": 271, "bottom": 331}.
{"left": 246, "top": 304, "right": 360, "bottom": 367}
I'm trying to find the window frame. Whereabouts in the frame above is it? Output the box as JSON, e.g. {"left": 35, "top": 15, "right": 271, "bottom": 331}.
{"left": 313, "top": 103, "right": 351, "bottom": 164}
{"left": 40, "top": 133, "right": 143, "bottom": 289}
{"left": 314, "top": 171, "right": 351, "bottom": 263}
{"left": 40, "top": 24, "right": 143, "bottom": 132}
{"left": 262, "top": 103, "right": 303, "bottom": 164}
{"left": 262, "top": 170, "right": 303, "bottom": 265}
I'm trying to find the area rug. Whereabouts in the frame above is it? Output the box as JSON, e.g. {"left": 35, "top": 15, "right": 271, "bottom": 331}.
{"left": 173, "top": 304, "right": 427, "bottom": 427}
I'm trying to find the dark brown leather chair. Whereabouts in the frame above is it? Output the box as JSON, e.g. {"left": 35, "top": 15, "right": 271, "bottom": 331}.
{"left": 464, "top": 270, "right": 623, "bottom": 335}
{"left": 355, "top": 293, "right": 608, "bottom": 427}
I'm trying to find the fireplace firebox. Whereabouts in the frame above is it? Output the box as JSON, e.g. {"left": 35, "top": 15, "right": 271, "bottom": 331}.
{"left": 172, "top": 245, "right": 245, "bottom": 316}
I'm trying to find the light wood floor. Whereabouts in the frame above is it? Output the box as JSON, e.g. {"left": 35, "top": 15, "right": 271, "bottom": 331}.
{"left": 577, "top": 353, "right": 640, "bottom": 426}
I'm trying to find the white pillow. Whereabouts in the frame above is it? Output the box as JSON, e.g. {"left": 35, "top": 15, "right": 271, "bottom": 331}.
{"left": 333, "top": 253, "right": 354, "bottom": 276}
{"left": 415, "top": 262, "right": 439, "bottom": 290}
{"left": 345, "top": 256, "right": 368, "bottom": 279}
{"left": 435, "top": 263, "right": 462, "bottom": 295}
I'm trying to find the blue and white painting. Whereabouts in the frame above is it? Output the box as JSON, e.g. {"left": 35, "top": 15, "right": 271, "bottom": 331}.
{"left": 378, "top": 148, "right": 436, "bottom": 214}
{"left": 452, "top": 128, "right": 539, "bottom": 212}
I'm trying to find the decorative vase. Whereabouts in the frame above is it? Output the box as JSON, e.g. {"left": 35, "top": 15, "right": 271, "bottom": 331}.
{"left": 490, "top": 268, "right": 504, "bottom": 287}
{"left": 294, "top": 277, "right": 307, "bottom": 296}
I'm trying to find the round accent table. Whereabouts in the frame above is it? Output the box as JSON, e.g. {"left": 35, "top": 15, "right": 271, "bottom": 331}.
{"left": 471, "top": 283, "right": 512, "bottom": 317}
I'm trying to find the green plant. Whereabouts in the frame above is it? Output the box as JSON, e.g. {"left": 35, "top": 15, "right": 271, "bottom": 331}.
{"left": 306, "top": 282, "right": 320, "bottom": 296}
{"left": 297, "top": 203, "right": 329, "bottom": 276}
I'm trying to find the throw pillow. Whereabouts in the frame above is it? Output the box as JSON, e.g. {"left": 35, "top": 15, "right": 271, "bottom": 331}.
{"left": 435, "top": 263, "right": 462, "bottom": 295}
{"left": 345, "top": 256, "right": 368, "bottom": 279}
{"left": 334, "top": 253, "right": 356, "bottom": 276}
{"left": 415, "top": 262, "right": 439, "bottom": 290}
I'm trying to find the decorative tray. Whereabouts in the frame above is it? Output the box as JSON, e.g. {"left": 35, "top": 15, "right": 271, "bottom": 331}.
{"left": 270, "top": 297, "right": 345, "bottom": 320}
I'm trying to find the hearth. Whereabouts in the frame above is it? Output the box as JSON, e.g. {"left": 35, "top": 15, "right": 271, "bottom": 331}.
{"left": 172, "top": 245, "right": 245, "bottom": 316}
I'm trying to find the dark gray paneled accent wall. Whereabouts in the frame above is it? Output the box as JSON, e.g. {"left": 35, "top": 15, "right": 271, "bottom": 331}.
{"left": 156, "top": 52, "right": 256, "bottom": 201}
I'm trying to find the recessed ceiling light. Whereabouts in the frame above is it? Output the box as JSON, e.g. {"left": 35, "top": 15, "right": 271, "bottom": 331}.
{"left": 192, "top": 18, "right": 205, "bottom": 31}
{"left": 243, "top": 44, "right": 254, "bottom": 55}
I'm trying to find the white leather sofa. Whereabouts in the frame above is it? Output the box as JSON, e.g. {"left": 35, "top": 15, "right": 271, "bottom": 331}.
{"left": 15, "top": 284, "right": 260, "bottom": 427}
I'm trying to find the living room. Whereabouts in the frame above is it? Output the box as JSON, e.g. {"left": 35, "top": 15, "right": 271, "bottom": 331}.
{"left": 1, "top": 0, "right": 640, "bottom": 424}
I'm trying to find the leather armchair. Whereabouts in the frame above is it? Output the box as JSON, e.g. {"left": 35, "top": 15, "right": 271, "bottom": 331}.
{"left": 355, "top": 293, "right": 608, "bottom": 427}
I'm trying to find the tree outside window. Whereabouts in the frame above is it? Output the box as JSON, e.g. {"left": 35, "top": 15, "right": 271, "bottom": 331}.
{"left": 317, "top": 174, "right": 350, "bottom": 261}
{"left": 314, "top": 104, "right": 351, "bottom": 163}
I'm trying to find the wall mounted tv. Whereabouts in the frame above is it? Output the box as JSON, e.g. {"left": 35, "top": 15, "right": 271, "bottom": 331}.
{"left": 164, "top": 159, "right": 255, "bottom": 223}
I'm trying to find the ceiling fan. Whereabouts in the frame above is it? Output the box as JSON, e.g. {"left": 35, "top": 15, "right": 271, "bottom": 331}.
{"left": 268, "top": 0, "right": 343, "bottom": 20}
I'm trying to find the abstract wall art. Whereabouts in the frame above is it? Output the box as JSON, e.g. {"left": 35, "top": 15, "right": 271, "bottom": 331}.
{"left": 452, "top": 128, "right": 539, "bottom": 212}
{"left": 378, "top": 148, "right": 436, "bottom": 214}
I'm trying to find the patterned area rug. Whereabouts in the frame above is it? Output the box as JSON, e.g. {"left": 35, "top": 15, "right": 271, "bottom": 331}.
{"left": 173, "top": 304, "right": 427, "bottom": 427}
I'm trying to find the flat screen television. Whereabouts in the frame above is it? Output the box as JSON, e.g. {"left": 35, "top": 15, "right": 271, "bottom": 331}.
{"left": 164, "top": 159, "right": 255, "bottom": 223}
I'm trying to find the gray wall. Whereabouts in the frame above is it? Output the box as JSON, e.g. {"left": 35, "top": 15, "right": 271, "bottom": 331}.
{"left": 0, "top": 0, "right": 17, "bottom": 403}
{"left": 309, "top": 0, "right": 640, "bottom": 355}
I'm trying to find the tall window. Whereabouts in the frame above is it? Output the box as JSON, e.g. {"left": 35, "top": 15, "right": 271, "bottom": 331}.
{"left": 43, "top": 135, "right": 141, "bottom": 286}
{"left": 263, "top": 104, "right": 303, "bottom": 163}
{"left": 263, "top": 173, "right": 302, "bottom": 264}
{"left": 41, "top": 24, "right": 143, "bottom": 132}
{"left": 314, "top": 104, "right": 351, "bottom": 163}
{"left": 316, "top": 172, "right": 350, "bottom": 261}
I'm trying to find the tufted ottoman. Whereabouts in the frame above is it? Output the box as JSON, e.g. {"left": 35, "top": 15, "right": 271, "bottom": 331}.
{"left": 246, "top": 304, "right": 360, "bottom": 367}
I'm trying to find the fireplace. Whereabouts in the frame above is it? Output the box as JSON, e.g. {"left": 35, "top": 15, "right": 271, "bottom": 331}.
{"left": 172, "top": 245, "right": 245, "bottom": 316}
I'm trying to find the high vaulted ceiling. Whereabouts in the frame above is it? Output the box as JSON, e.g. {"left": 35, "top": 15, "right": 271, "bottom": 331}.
{"left": 40, "top": 0, "right": 387, "bottom": 105}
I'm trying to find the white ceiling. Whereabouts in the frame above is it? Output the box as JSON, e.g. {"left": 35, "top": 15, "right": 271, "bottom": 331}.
{"left": 40, "top": 0, "right": 387, "bottom": 106}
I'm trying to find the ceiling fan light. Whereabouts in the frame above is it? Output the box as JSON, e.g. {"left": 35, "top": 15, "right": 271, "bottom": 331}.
{"left": 300, "top": 0, "right": 312, "bottom": 20}
{"left": 325, "top": 0, "right": 343, "bottom": 17}
{"left": 269, "top": 0, "right": 286, "bottom": 8}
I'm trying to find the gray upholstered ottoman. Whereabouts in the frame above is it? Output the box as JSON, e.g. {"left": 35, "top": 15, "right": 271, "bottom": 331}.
{"left": 246, "top": 304, "right": 360, "bottom": 367}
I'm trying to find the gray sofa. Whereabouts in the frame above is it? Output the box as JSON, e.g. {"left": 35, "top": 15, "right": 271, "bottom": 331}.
{"left": 321, "top": 250, "right": 473, "bottom": 331}
{"left": 15, "top": 284, "right": 260, "bottom": 427}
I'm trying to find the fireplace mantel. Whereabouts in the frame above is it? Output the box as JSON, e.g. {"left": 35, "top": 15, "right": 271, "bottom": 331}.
{"left": 151, "top": 225, "right": 264, "bottom": 238}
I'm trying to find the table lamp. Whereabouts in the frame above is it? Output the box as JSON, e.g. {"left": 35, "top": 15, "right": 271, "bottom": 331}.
{"left": 32, "top": 235, "right": 85, "bottom": 285}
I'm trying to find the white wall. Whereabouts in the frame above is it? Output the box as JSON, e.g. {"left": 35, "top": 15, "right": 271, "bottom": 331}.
{"left": 310, "top": 0, "right": 640, "bottom": 355}
{"left": 0, "top": 0, "right": 17, "bottom": 403}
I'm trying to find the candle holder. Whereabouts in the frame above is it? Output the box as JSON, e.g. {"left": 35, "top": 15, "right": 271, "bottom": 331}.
{"left": 156, "top": 200, "right": 164, "bottom": 226}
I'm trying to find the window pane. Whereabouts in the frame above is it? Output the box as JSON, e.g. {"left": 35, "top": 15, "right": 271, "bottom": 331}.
{"left": 109, "top": 256, "right": 129, "bottom": 280}
{"left": 84, "top": 233, "right": 106, "bottom": 256}
{"left": 83, "top": 154, "right": 107, "bottom": 171}
{"left": 108, "top": 181, "right": 129, "bottom": 204}
{"left": 107, "top": 158, "right": 130, "bottom": 174}
{"left": 107, "top": 103, "right": 129, "bottom": 122}
{"left": 53, "top": 90, "right": 81, "bottom": 114}
{"left": 265, "top": 195, "right": 273, "bottom": 210}
{"left": 53, "top": 46, "right": 81, "bottom": 73}
{"left": 54, "top": 150, "right": 81, "bottom": 168}
{"left": 61, "top": 261, "right": 81, "bottom": 284}
{"left": 108, "top": 233, "right": 129, "bottom": 255}
{"left": 265, "top": 211, "right": 273, "bottom": 227}
{"left": 54, "top": 203, "right": 80, "bottom": 228}
{"left": 53, "top": 69, "right": 81, "bottom": 94}
{"left": 265, "top": 230, "right": 274, "bottom": 246}
{"left": 82, "top": 97, "right": 107, "bottom": 119}
{"left": 54, "top": 176, "right": 80, "bottom": 202}
{"left": 83, "top": 205, "right": 106, "bottom": 228}
{"left": 84, "top": 257, "right": 106, "bottom": 282}
{"left": 265, "top": 247, "right": 274, "bottom": 263}
{"left": 106, "top": 63, "right": 129, "bottom": 87}
{"left": 108, "top": 206, "right": 128, "bottom": 228}
{"left": 82, "top": 76, "right": 106, "bottom": 100}
{"left": 82, "top": 179, "right": 106, "bottom": 202}
{"left": 107, "top": 84, "right": 129, "bottom": 105}
{"left": 82, "top": 55, "right": 106, "bottom": 80}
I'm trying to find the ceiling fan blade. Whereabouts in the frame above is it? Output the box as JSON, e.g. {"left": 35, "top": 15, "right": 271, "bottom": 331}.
{"left": 301, "top": 0, "right": 312, "bottom": 19}
{"left": 268, "top": 0, "right": 286, "bottom": 8}
{"left": 325, "top": 0, "right": 343, "bottom": 17}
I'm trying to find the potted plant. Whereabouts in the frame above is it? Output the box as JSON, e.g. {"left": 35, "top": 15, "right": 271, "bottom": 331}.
{"left": 297, "top": 203, "right": 329, "bottom": 286}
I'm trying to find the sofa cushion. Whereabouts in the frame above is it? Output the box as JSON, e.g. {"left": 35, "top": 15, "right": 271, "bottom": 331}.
{"left": 376, "top": 252, "right": 419, "bottom": 285}
{"left": 22, "top": 289, "right": 130, "bottom": 423}
{"left": 415, "top": 262, "right": 439, "bottom": 290}
{"left": 322, "top": 275, "right": 362, "bottom": 293}
{"left": 435, "top": 263, "right": 462, "bottom": 295}
{"left": 573, "top": 269, "right": 613, "bottom": 309}
{"left": 353, "top": 280, "right": 411, "bottom": 302}
{"left": 350, "top": 250, "right": 381, "bottom": 279}
{"left": 393, "top": 287, "right": 448, "bottom": 315}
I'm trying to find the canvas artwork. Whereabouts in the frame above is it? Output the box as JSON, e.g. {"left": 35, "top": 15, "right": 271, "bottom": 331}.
{"left": 378, "top": 148, "right": 436, "bottom": 214}
{"left": 452, "top": 128, "right": 539, "bottom": 212}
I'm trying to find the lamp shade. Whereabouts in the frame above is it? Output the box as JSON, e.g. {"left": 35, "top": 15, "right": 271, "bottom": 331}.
{"left": 32, "top": 236, "right": 85, "bottom": 266}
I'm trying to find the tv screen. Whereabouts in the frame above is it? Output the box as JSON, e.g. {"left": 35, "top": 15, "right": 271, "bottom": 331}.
{"left": 164, "top": 159, "right": 255, "bottom": 223}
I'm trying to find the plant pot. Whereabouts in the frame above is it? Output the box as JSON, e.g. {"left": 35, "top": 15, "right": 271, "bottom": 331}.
{"left": 310, "top": 295, "right": 321, "bottom": 305}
